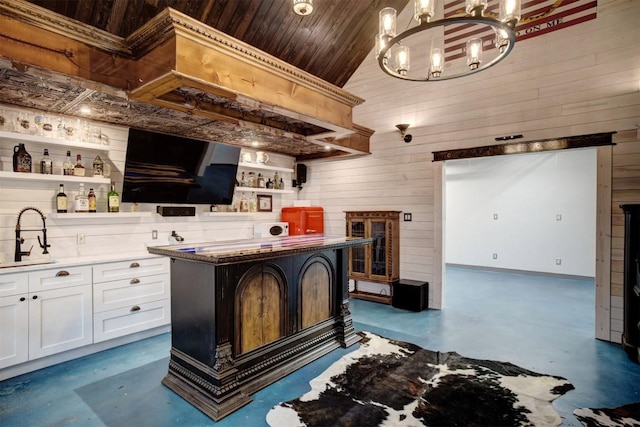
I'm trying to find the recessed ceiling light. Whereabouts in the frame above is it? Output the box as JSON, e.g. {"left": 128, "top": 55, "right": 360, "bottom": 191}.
{"left": 79, "top": 106, "right": 91, "bottom": 115}
{"left": 251, "top": 141, "right": 261, "bottom": 147}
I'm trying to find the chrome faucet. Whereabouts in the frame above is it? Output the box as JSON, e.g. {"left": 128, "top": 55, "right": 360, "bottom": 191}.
{"left": 15, "top": 207, "right": 50, "bottom": 262}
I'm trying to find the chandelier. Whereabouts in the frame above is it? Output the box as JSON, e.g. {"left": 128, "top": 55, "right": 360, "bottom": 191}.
{"left": 376, "top": 0, "right": 521, "bottom": 81}
{"left": 293, "top": 0, "right": 313, "bottom": 16}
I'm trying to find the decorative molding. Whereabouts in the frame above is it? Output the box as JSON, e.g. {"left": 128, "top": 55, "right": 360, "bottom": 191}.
{"left": 0, "top": 0, "right": 129, "bottom": 55}
{"left": 432, "top": 132, "right": 616, "bottom": 162}
{"left": 129, "top": 8, "right": 365, "bottom": 108}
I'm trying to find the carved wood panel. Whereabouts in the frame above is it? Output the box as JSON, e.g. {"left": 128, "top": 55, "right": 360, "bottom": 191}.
{"left": 300, "top": 258, "right": 332, "bottom": 329}
{"left": 236, "top": 265, "right": 285, "bottom": 355}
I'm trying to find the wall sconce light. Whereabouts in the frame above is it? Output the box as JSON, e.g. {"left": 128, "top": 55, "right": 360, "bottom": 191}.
{"left": 396, "top": 124, "right": 412, "bottom": 143}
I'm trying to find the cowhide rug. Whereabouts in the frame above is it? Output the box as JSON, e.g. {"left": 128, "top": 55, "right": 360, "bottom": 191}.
{"left": 267, "top": 332, "right": 574, "bottom": 427}
{"left": 574, "top": 402, "right": 640, "bottom": 426}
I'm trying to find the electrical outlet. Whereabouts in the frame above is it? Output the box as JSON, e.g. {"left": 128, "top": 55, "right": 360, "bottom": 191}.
{"left": 556, "top": 258, "right": 562, "bottom": 265}
{"left": 493, "top": 253, "right": 498, "bottom": 259}
{"left": 403, "top": 213, "right": 412, "bottom": 222}
{"left": 77, "top": 233, "right": 85, "bottom": 244}
{"left": 152, "top": 230, "right": 158, "bottom": 240}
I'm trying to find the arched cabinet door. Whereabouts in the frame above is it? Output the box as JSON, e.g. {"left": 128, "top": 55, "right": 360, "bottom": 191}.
{"left": 235, "top": 264, "right": 287, "bottom": 355}
{"left": 299, "top": 255, "right": 334, "bottom": 330}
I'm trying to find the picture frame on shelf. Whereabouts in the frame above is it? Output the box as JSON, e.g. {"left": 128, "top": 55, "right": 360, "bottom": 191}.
{"left": 257, "top": 194, "right": 272, "bottom": 212}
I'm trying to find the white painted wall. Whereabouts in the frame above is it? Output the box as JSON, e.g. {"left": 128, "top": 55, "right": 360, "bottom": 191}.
{"left": 445, "top": 149, "right": 597, "bottom": 276}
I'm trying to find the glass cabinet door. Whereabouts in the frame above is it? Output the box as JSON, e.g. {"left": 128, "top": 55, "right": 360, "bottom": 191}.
{"left": 349, "top": 220, "right": 366, "bottom": 275}
{"left": 370, "top": 219, "right": 387, "bottom": 277}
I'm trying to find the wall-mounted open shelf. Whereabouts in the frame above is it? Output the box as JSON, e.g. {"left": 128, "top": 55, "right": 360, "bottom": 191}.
{"left": 0, "top": 130, "right": 109, "bottom": 152}
{"left": 0, "top": 171, "right": 111, "bottom": 185}
{"left": 238, "top": 161, "right": 293, "bottom": 173}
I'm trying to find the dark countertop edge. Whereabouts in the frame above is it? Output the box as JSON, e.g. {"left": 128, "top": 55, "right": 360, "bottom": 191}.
{"left": 147, "top": 236, "right": 372, "bottom": 265}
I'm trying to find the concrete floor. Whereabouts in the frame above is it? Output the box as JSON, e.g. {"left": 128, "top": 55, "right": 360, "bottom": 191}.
{"left": 1, "top": 266, "right": 639, "bottom": 426}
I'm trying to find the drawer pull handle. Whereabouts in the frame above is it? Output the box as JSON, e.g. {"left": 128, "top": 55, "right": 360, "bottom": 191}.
{"left": 20, "top": 297, "right": 26, "bottom": 302}
{"left": 130, "top": 278, "right": 140, "bottom": 284}
{"left": 131, "top": 305, "right": 141, "bottom": 312}
{"left": 32, "top": 295, "right": 38, "bottom": 300}
{"left": 130, "top": 262, "right": 140, "bottom": 268}
{"left": 56, "top": 270, "right": 70, "bottom": 277}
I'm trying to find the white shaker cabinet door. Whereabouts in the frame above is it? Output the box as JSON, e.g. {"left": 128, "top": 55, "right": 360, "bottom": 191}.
{"left": 28, "top": 285, "right": 92, "bottom": 360}
{"left": 0, "top": 294, "right": 29, "bottom": 368}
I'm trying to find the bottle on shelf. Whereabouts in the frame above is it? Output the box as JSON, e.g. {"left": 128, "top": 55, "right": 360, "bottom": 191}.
{"left": 249, "top": 192, "right": 257, "bottom": 213}
{"left": 239, "top": 193, "right": 249, "bottom": 212}
{"left": 73, "top": 154, "right": 85, "bottom": 177}
{"left": 92, "top": 155, "right": 104, "bottom": 176}
{"left": 88, "top": 188, "right": 97, "bottom": 213}
{"left": 248, "top": 171, "right": 256, "bottom": 188}
{"left": 240, "top": 171, "right": 247, "bottom": 187}
{"left": 63, "top": 150, "right": 74, "bottom": 176}
{"left": 74, "top": 183, "right": 89, "bottom": 213}
{"left": 40, "top": 148, "right": 53, "bottom": 174}
{"left": 257, "top": 173, "right": 265, "bottom": 188}
{"left": 279, "top": 178, "right": 285, "bottom": 190}
{"left": 107, "top": 181, "right": 120, "bottom": 213}
{"left": 273, "top": 171, "right": 280, "bottom": 189}
{"left": 266, "top": 178, "right": 274, "bottom": 189}
{"left": 56, "top": 184, "right": 67, "bottom": 213}
{"left": 13, "top": 143, "right": 32, "bottom": 173}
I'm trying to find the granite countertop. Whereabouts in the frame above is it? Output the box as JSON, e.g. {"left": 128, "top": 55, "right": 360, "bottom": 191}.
{"left": 147, "top": 234, "right": 372, "bottom": 265}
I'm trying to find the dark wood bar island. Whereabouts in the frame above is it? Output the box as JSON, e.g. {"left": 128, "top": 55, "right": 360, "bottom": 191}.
{"left": 147, "top": 235, "right": 371, "bottom": 420}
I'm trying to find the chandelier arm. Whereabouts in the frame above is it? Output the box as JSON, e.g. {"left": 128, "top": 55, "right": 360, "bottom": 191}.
{"left": 377, "top": 16, "right": 517, "bottom": 82}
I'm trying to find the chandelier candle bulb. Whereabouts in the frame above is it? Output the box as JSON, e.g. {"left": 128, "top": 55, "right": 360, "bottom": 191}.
{"left": 415, "top": 0, "right": 435, "bottom": 23}
{"left": 430, "top": 48, "right": 444, "bottom": 78}
{"left": 466, "top": 38, "right": 483, "bottom": 70}
{"left": 395, "top": 46, "right": 410, "bottom": 76}
{"left": 466, "top": 0, "right": 488, "bottom": 15}
{"left": 379, "top": 8, "right": 396, "bottom": 39}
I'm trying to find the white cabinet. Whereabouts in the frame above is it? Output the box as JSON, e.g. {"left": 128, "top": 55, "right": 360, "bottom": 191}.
{"left": 92, "top": 257, "right": 171, "bottom": 343}
{"left": 0, "top": 293, "right": 29, "bottom": 368}
{"left": 0, "top": 266, "right": 92, "bottom": 369}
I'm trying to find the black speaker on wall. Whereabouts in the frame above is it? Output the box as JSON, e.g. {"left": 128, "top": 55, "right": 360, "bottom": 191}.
{"left": 293, "top": 163, "right": 307, "bottom": 190}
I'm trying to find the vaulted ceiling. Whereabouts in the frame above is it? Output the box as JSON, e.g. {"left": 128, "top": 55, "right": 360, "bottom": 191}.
{"left": 26, "top": 0, "right": 409, "bottom": 88}
{"left": 0, "top": 0, "right": 410, "bottom": 160}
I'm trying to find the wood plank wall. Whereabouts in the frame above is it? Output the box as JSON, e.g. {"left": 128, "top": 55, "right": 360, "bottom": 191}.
{"left": 609, "top": 129, "right": 640, "bottom": 343}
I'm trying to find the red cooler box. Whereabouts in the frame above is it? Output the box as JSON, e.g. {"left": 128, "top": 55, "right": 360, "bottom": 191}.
{"left": 281, "top": 207, "right": 324, "bottom": 235}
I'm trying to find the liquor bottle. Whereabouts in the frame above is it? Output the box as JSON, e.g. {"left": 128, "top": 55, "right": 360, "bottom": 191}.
{"left": 249, "top": 192, "right": 257, "bottom": 213}
{"left": 279, "top": 178, "right": 285, "bottom": 190}
{"left": 88, "top": 188, "right": 97, "bottom": 213}
{"left": 75, "top": 183, "right": 89, "bottom": 213}
{"left": 73, "top": 154, "right": 85, "bottom": 176}
{"left": 240, "top": 171, "right": 247, "bottom": 187}
{"left": 13, "top": 143, "right": 32, "bottom": 173}
{"left": 63, "top": 150, "right": 74, "bottom": 175}
{"left": 56, "top": 184, "right": 67, "bottom": 213}
{"left": 257, "top": 173, "right": 265, "bottom": 188}
{"left": 273, "top": 171, "right": 280, "bottom": 189}
{"left": 92, "top": 155, "right": 104, "bottom": 176}
{"left": 107, "top": 181, "right": 120, "bottom": 213}
{"left": 40, "top": 148, "right": 53, "bottom": 174}
{"left": 239, "top": 193, "right": 248, "bottom": 212}
{"left": 266, "top": 178, "right": 274, "bottom": 189}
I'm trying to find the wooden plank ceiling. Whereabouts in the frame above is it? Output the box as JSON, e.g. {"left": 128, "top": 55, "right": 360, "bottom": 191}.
{"left": 27, "top": 0, "right": 409, "bottom": 89}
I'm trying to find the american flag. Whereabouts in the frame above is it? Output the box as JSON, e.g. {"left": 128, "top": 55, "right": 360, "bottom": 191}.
{"left": 444, "top": 0, "right": 598, "bottom": 61}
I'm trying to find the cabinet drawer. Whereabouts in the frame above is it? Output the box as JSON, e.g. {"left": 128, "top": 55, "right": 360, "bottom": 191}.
{"left": 28, "top": 266, "right": 92, "bottom": 292}
{"left": 93, "top": 299, "right": 170, "bottom": 343}
{"left": 93, "top": 274, "right": 170, "bottom": 313}
{"left": 93, "top": 257, "right": 169, "bottom": 283}
{"left": 0, "top": 273, "right": 28, "bottom": 298}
